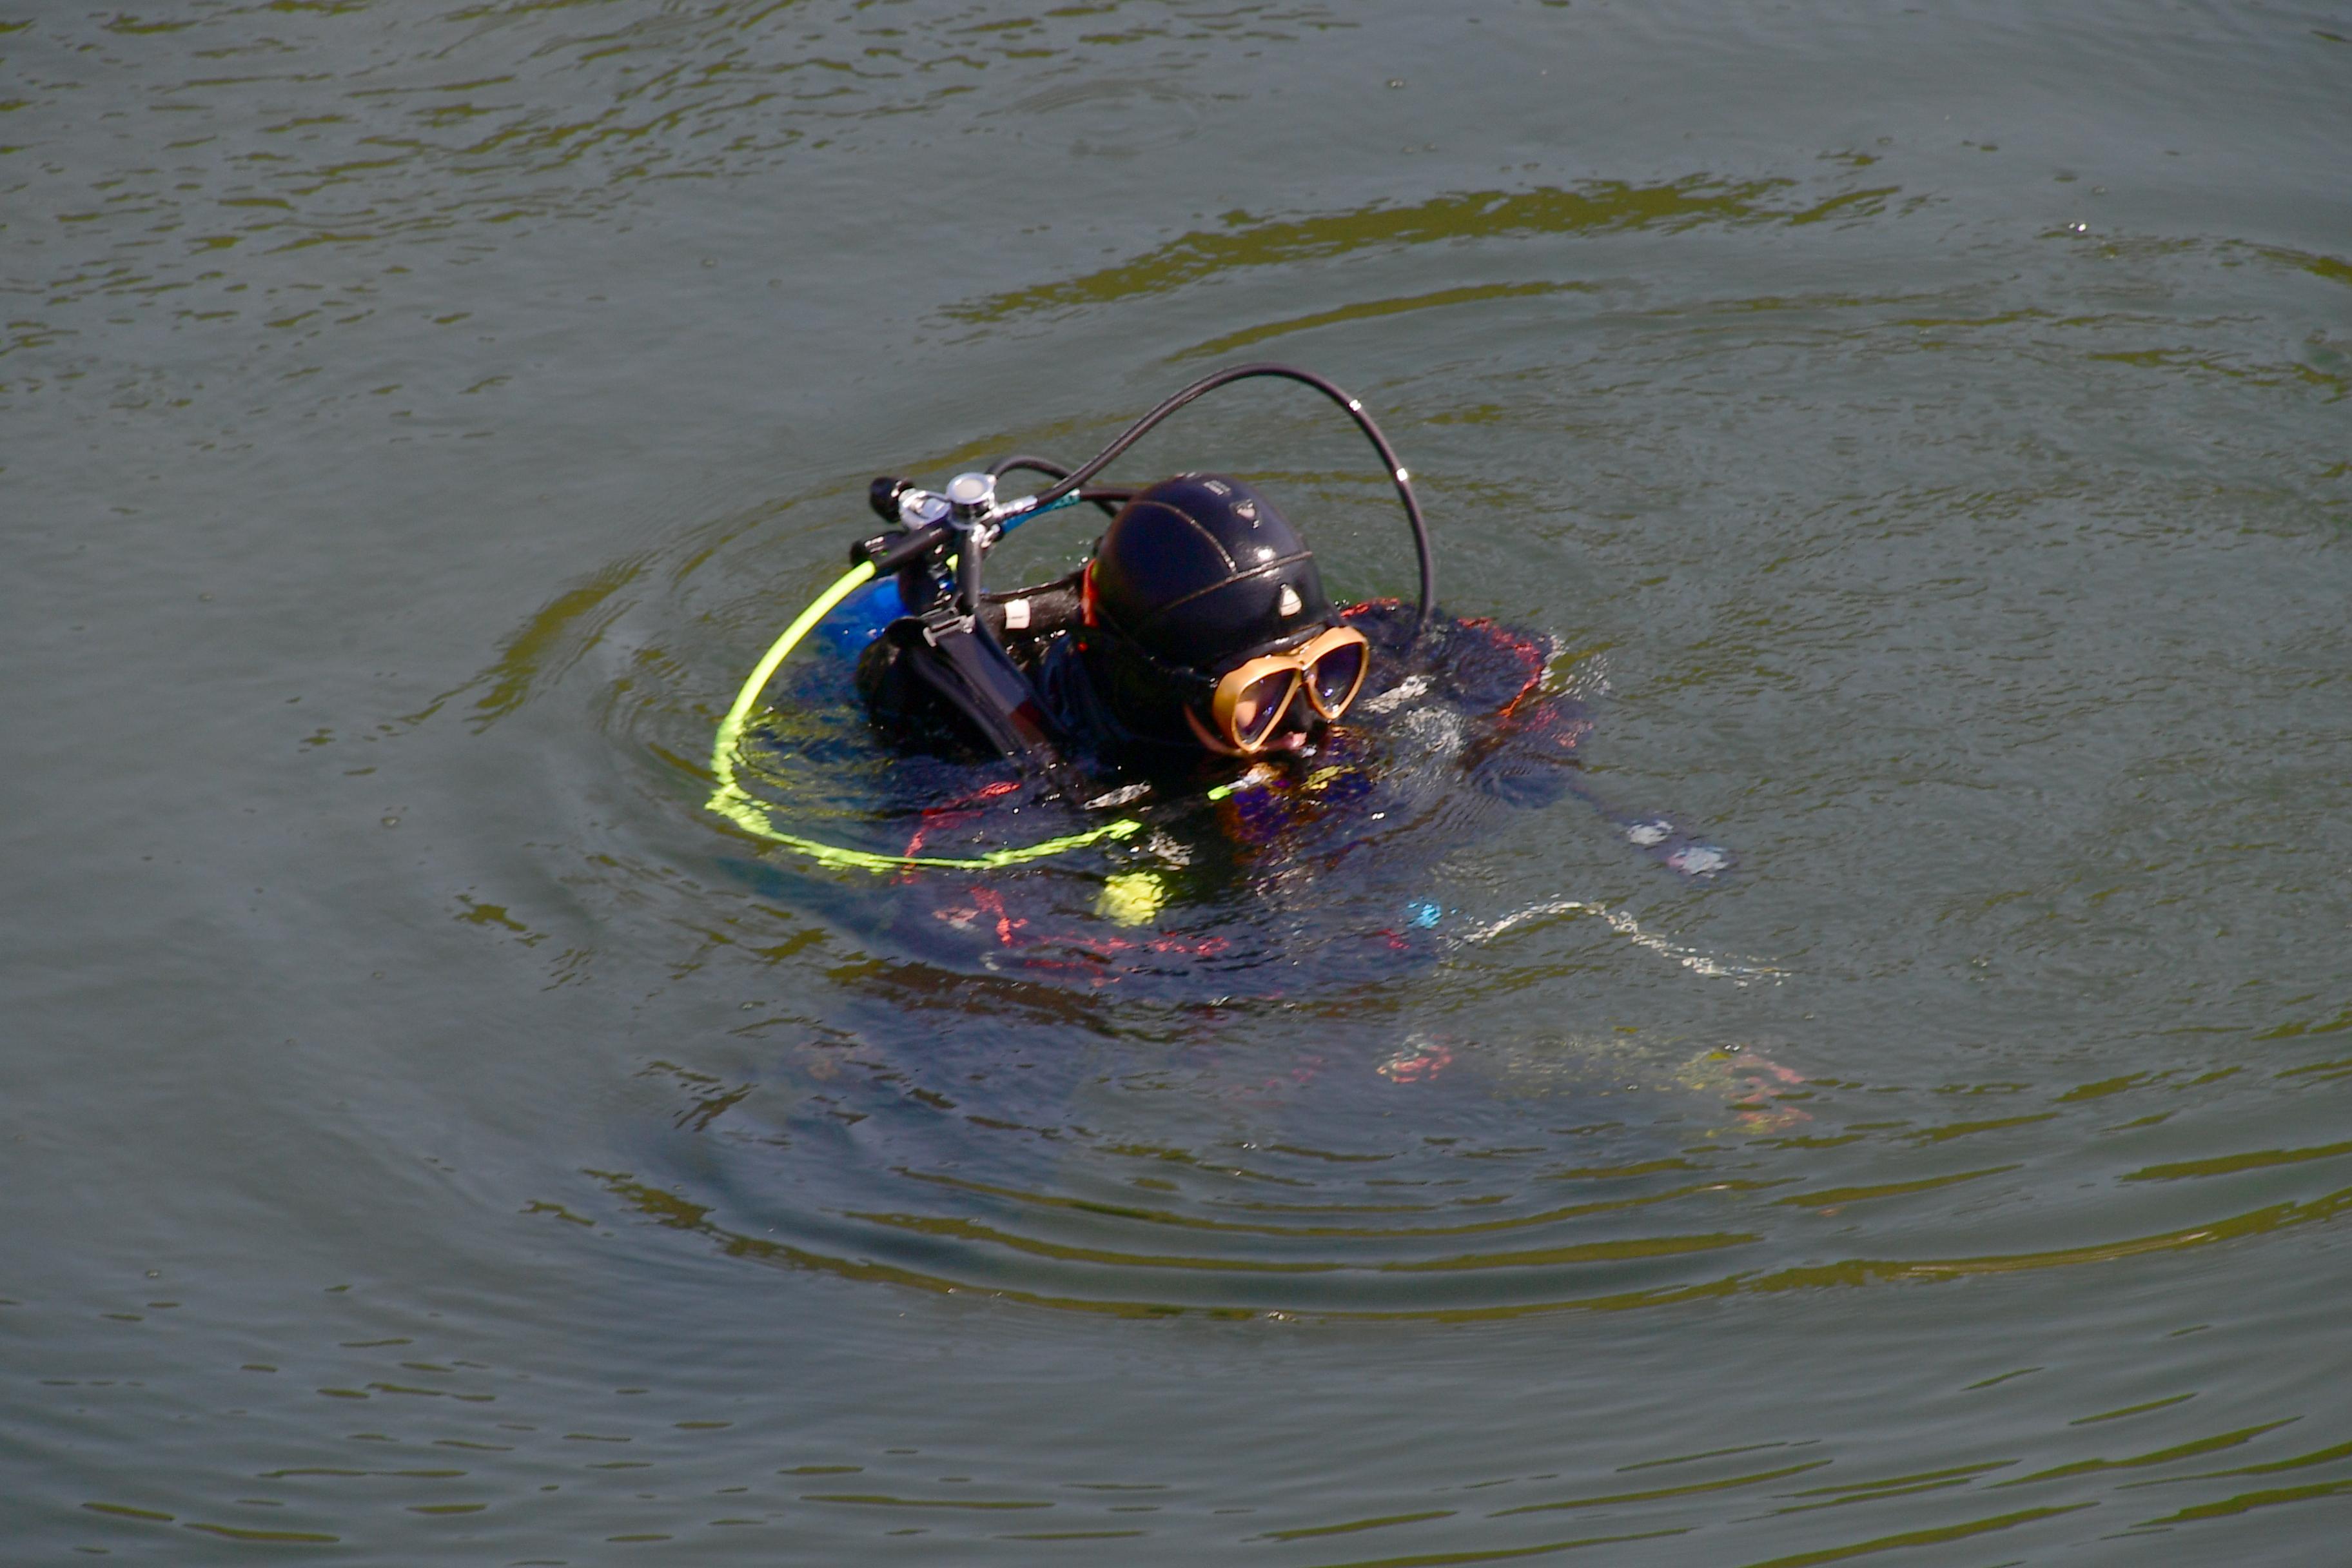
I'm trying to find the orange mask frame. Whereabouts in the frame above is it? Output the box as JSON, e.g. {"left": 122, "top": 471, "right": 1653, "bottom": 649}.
{"left": 1206, "top": 623, "right": 1371, "bottom": 753}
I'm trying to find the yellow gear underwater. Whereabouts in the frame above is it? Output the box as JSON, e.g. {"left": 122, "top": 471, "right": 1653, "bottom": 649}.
{"left": 1095, "top": 871, "right": 1168, "bottom": 926}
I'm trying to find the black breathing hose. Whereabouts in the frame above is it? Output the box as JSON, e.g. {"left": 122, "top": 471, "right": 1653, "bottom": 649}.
{"left": 1026, "top": 363, "right": 1435, "bottom": 634}
{"left": 986, "top": 455, "right": 1123, "bottom": 517}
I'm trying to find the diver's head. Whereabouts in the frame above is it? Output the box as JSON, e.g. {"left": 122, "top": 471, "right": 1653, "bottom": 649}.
{"left": 1082, "top": 475, "right": 1369, "bottom": 754}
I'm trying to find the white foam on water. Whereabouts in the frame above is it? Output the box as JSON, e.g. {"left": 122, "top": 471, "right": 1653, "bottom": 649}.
{"left": 1453, "top": 898, "right": 1783, "bottom": 985}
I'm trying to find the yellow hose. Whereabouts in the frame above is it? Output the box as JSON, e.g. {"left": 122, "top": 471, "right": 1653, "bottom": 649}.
{"left": 704, "top": 561, "right": 1142, "bottom": 871}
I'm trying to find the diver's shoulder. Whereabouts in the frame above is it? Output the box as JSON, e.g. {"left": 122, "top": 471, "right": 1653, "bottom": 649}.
{"left": 1338, "top": 600, "right": 1564, "bottom": 716}
{"left": 1338, "top": 598, "right": 1553, "bottom": 647}
{"left": 1338, "top": 600, "right": 1558, "bottom": 669}
{"left": 1337, "top": 597, "right": 1417, "bottom": 649}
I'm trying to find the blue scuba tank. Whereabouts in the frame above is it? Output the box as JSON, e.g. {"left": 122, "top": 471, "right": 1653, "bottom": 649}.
{"left": 818, "top": 574, "right": 908, "bottom": 652}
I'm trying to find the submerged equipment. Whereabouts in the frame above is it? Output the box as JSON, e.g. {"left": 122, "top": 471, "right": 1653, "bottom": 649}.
{"left": 705, "top": 362, "right": 1435, "bottom": 872}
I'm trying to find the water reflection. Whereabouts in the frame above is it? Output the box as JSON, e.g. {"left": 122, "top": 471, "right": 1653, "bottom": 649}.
{"left": 612, "top": 1015, "right": 2352, "bottom": 1324}
{"left": 947, "top": 175, "right": 1906, "bottom": 323}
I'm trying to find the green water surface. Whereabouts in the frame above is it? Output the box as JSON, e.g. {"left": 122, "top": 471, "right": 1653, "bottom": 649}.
{"left": 6, "top": 2, "right": 2351, "bottom": 1562}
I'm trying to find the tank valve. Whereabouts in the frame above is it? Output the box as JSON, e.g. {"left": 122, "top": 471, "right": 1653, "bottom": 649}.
{"left": 945, "top": 471, "right": 997, "bottom": 524}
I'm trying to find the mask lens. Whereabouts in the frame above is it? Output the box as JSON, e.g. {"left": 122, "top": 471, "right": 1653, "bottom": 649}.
{"left": 1307, "top": 640, "right": 1367, "bottom": 716}
{"left": 1228, "top": 670, "right": 1298, "bottom": 747}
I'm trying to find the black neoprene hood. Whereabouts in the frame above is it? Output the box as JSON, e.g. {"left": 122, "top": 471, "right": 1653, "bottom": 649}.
{"left": 1089, "top": 475, "right": 1333, "bottom": 675}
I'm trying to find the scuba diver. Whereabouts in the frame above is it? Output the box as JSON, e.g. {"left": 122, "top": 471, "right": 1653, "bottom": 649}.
{"left": 707, "top": 363, "right": 1729, "bottom": 995}
{"left": 842, "top": 445, "right": 1725, "bottom": 879}
{"left": 850, "top": 467, "right": 1725, "bottom": 866}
